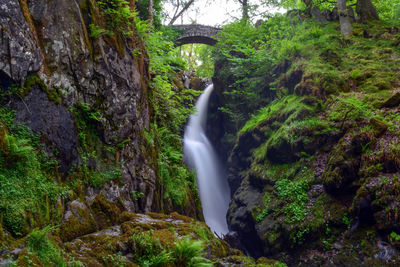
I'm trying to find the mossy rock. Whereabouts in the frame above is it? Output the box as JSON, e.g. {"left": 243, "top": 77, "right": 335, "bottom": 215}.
{"left": 58, "top": 201, "right": 98, "bottom": 242}
{"left": 369, "top": 117, "right": 388, "bottom": 137}
{"left": 382, "top": 92, "right": 400, "bottom": 108}
{"left": 90, "top": 195, "right": 121, "bottom": 229}
{"left": 15, "top": 249, "right": 42, "bottom": 266}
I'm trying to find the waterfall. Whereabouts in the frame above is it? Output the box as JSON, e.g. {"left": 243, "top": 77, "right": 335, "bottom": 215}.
{"left": 183, "top": 84, "right": 230, "bottom": 236}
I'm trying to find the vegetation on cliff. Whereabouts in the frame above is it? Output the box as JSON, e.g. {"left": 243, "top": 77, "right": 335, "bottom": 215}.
{"left": 210, "top": 1, "right": 400, "bottom": 265}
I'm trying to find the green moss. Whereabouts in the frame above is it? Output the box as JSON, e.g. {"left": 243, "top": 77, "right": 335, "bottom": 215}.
{"left": 24, "top": 74, "right": 62, "bottom": 104}
{"left": 27, "top": 226, "right": 66, "bottom": 266}
{"left": 0, "top": 108, "right": 64, "bottom": 236}
{"left": 240, "top": 95, "right": 306, "bottom": 134}
{"left": 58, "top": 208, "right": 97, "bottom": 242}
{"left": 275, "top": 177, "right": 309, "bottom": 223}
{"left": 70, "top": 102, "right": 122, "bottom": 190}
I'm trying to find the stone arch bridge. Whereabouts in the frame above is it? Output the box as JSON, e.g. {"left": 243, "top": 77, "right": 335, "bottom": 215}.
{"left": 171, "top": 25, "right": 221, "bottom": 46}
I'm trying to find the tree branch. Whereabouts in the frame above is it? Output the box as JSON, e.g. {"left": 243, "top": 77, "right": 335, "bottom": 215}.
{"left": 168, "top": 0, "right": 195, "bottom": 25}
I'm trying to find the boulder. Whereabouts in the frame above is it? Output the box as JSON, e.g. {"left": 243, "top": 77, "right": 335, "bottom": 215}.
{"left": 382, "top": 92, "right": 400, "bottom": 108}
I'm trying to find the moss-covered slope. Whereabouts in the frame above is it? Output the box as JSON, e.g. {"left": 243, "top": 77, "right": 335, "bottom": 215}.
{"left": 213, "top": 13, "right": 400, "bottom": 265}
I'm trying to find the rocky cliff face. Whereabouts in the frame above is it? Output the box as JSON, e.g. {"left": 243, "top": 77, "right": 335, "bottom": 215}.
{"left": 1, "top": 0, "right": 157, "bottom": 217}
{"left": 211, "top": 15, "right": 400, "bottom": 265}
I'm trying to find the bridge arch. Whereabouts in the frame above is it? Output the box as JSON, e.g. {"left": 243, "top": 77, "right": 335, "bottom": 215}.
{"left": 171, "top": 25, "right": 221, "bottom": 46}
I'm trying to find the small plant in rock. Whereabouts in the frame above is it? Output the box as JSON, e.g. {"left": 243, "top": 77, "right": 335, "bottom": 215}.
{"left": 130, "top": 190, "right": 144, "bottom": 201}
{"left": 390, "top": 231, "right": 400, "bottom": 242}
{"left": 102, "top": 252, "right": 127, "bottom": 267}
{"left": 342, "top": 213, "right": 351, "bottom": 229}
{"left": 96, "top": 0, "right": 134, "bottom": 36}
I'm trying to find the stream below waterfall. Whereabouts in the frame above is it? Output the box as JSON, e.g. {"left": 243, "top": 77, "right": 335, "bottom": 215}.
{"left": 183, "top": 84, "right": 230, "bottom": 236}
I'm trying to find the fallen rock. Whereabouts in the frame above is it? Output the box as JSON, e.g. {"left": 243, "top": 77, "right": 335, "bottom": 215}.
{"left": 369, "top": 117, "right": 388, "bottom": 137}
{"left": 382, "top": 92, "right": 400, "bottom": 108}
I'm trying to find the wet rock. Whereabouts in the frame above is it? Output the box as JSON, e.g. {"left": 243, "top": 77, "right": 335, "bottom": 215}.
{"left": 59, "top": 200, "right": 97, "bottom": 242}
{"left": 312, "top": 7, "right": 327, "bottom": 23}
{"left": 227, "top": 177, "right": 264, "bottom": 258}
{"left": 382, "top": 92, "right": 400, "bottom": 108}
{"left": 60, "top": 212, "right": 255, "bottom": 266}
{"left": 369, "top": 117, "right": 388, "bottom": 137}
{"left": 223, "top": 231, "right": 246, "bottom": 252}
{"left": 12, "top": 88, "right": 79, "bottom": 174}
{"left": 331, "top": 7, "right": 339, "bottom": 21}
{"left": 322, "top": 133, "right": 369, "bottom": 194}
{"left": 0, "top": 0, "right": 158, "bottom": 212}
{"left": 0, "top": 0, "right": 42, "bottom": 85}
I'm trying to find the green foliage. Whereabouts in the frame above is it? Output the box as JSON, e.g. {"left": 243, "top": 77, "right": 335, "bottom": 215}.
{"left": 96, "top": 0, "right": 134, "bottom": 36}
{"left": 275, "top": 178, "right": 309, "bottom": 223}
{"left": 134, "top": 11, "right": 151, "bottom": 37}
{"left": 0, "top": 108, "right": 63, "bottom": 236}
{"left": 145, "top": 28, "right": 201, "bottom": 206}
{"left": 390, "top": 231, "right": 400, "bottom": 242}
{"left": 180, "top": 44, "right": 215, "bottom": 78}
{"left": 328, "top": 93, "right": 374, "bottom": 122}
{"left": 290, "top": 227, "right": 310, "bottom": 245}
{"left": 173, "top": 237, "right": 212, "bottom": 267}
{"left": 256, "top": 208, "right": 269, "bottom": 223}
{"left": 130, "top": 232, "right": 210, "bottom": 267}
{"left": 27, "top": 226, "right": 66, "bottom": 266}
{"left": 71, "top": 103, "right": 122, "bottom": 190}
{"left": 342, "top": 213, "right": 351, "bottom": 229}
{"left": 240, "top": 95, "right": 304, "bottom": 134}
{"left": 89, "top": 23, "right": 108, "bottom": 38}
{"left": 256, "top": 193, "right": 271, "bottom": 222}
{"left": 102, "top": 253, "right": 128, "bottom": 267}
{"left": 87, "top": 168, "right": 121, "bottom": 189}
{"left": 135, "top": 0, "right": 163, "bottom": 28}
{"left": 374, "top": 0, "right": 400, "bottom": 21}
{"left": 130, "top": 190, "right": 144, "bottom": 201}
{"left": 194, "top": 227, "right": 211, "bottom": 243}
{"left": 157, "top": 127, "right": 196, "bottom": 205}
{"left": 216, "top": 13, "right": 400, "bottom": 135}
{"left": 130, "top": 232, "right": 168, "bottom": 265}
{"left": 215, "top": 16, "right": 333, "bottom": 129}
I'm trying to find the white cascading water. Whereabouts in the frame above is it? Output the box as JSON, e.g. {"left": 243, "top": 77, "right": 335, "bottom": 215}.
{"left": 183, "top": 84, "right": 230, "bottom": 236}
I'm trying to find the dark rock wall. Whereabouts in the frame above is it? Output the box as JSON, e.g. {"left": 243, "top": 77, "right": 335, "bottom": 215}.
{"left": 0, "top": 0, "right": 158, "bottom": 212}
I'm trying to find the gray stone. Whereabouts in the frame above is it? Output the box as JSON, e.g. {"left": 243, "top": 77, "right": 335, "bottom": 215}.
{"left": 312, "top": 7, "right": 328, "bottom": 23}
{"left": 0, "top": 0, "right": 42, "bottom": 85}
{"left": 13, "top": 88, "right": 79, "bottom": 174}
{"left": 172, "top": 24, "right": 220, "bottom": 46}
{"left": 0, "top": 0, "right": 158, "bottom": 212}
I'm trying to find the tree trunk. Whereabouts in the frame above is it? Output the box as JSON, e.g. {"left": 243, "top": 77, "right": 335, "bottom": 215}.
{"left": 148, "top": 0, "right": 154, "bottom": 26}
{"left": 238, "top": 0, "right": 249, "bottom": 20}
{"left": 337, "top": 0, "right": 352, "bottom": 37}
{"left": 356, "top": 0, "right": 379, "bottom": 23}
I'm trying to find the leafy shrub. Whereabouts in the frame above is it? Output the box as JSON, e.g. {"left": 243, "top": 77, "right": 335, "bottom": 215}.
{"left": 390, "top": 231, "right": 400, "bottom": 242}
{"left": 27, "top": 227, "right": 66, "bottom": 266}
{"left": 145, "top": 29, "right": 200, "bottom": 206}
{"left": 173, "top": 237, "right": 212, "bottom": 267}
{"left": 130, "top": 190, "right": 144, "bottom": 201}
{"left": 275, "top": 178, "right": 309, "bottom": 223}
{"left": 129, "top": 232, "right": 211, "bottom": 267}
{"left": 96, "top": 0, "right": 134, "bottom": 36}
{"left": 0, "top": 109, "right": 63, "bottom": 236}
